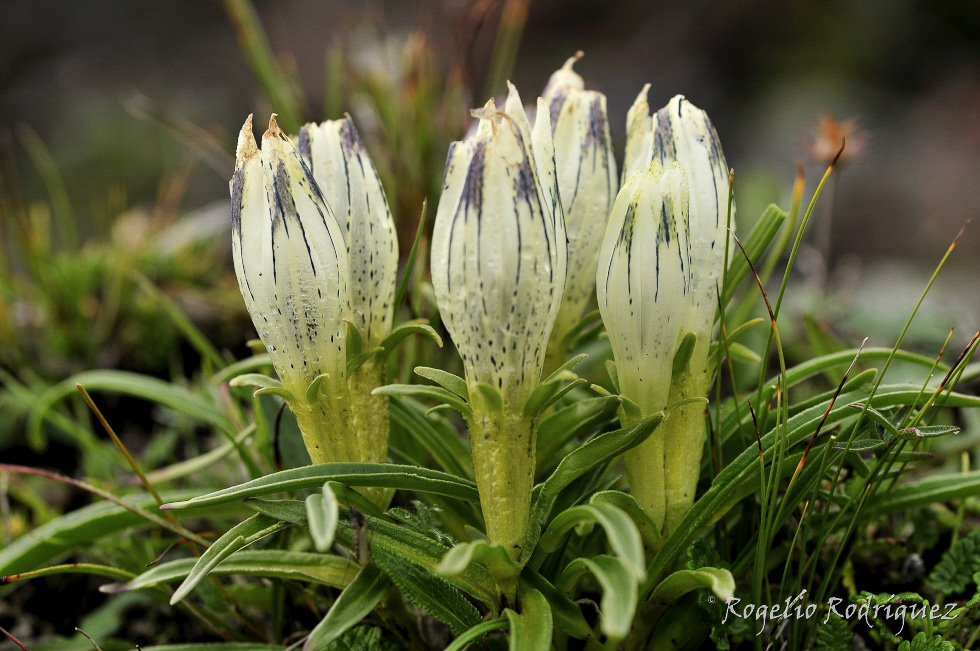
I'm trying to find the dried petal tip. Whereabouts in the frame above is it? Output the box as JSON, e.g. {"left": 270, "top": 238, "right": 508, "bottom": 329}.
{"left": 236, "top": 114, "right": 258, "bottom": 161}
{"left": 470, "top": 97, "right": 498, "bottom": 120}
{"left": 562, "top": 51, "right": 585, "bottom": 70}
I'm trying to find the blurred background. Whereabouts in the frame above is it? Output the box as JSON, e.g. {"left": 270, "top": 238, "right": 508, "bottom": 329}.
{"left": 1, "top": 0, "right": 978, "bottom": 408}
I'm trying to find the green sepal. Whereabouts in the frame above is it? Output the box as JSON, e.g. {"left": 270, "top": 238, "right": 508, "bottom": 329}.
{"left": 345, "top": 319, "right": 364, "bottom": 359}
{"left": 475, "top": 382, "right": 503, "bottom": 413}
{"left": 414, "top": 366, "right": 469, "bottom": 400}
{"left": 254, "top": 386, "right": 294, "bottom": 402}
{"left": 380, "top": 320, "right": 443, "bottom": 356}
{"left": 524, "top": 353, "right": 587, "bottom": 419}
{"left": 605, "top": 359, "right": 620, "bottom": 392}
{"left": 306, "top": 373, "right": 330, "bottom": 404}
{"left": 229, "top": 373, "right": 283, "bottom": 391}
{"left": 671, "top": 332, "right": 698, "bottom": 378}
{"left": 347, "top": 346, "right": 384, "bottom": 375}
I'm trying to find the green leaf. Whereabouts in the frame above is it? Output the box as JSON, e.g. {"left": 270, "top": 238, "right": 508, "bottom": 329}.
{"left": 101, "top": 550, "right": 358, "bottom": 594}
{"left": 831, "top": 439, "right": 886, "bottom": 451}
{"left": 0, "top": 491, "right": 244, "bottom": 580}
{"left": 171, "top": 514, "right": 289, "bottom": 604}
{"left": 505, "top": 588, "right": 552, "bottom": 651}
{"left": 558, "top": 556, "right": 637, "bottom": 642}
{"left": 392, "top": 199, "right": 427, "bottom": 314}
{"left": 863, "top": 471, "right": 980, "bottom": 518}
{"left": 389, "top": 397, "right": 472, "bottom": 479}
{"left": 814, "top": 613, "right": 853, "bottom": 651}
{"left": 518, "top": 568, "right": 594, "bottom": 640}
{"left": 847, "top": 403, "right": 900, "bottom": 439}
{"left": 380, "top": 321, "right": 443, "bottom": 355}
{"left": 896, "top": 424, "right": 960, "bottom": 440}
{"left": 648, "top": 567, "right": 735, "bottom": 606}
{"left": 726, "top": 341, "right": 762, "bottom": 365}
{"left": 160, "top": 463, "right": 480, "bottom": 510}
{"left": 722, "top": 203, "right": 787, "bottom": 305}
{"left": 305, "top": 564, "right": 391, "bottom": 650}
{"left": 137, "top": 645, "right": 286, "bottom": 651}
{"left": 372, "top": 544, "right": 482, "bottom": 636}
{"left": 413, "top": 366, "right": 469, "bottom": 400}
{"left": 229, "top": 373, "right": 283, "bottom": 391}
{"left": 437, "top": 540, "right": 519, "bottom": 579}
{"left": 211, "top": 354, "right": 273, "bottom": 385}
{"left": 536, "top": 396, "right": 620, "bottom": 465}
{"left": 444, "top": 619, "right": 509, "bottom": 651}
{"left": 323, "top": 626, "right": 401, "bottom": 651}
{"left": 29, "top": 370, "right": 235, "bottom": 448}
{"left": 306, "top": 483, "right": 340, "bottom": 552}
{"left": 529, "top": 413, "right": 664, "bottom": 554}
{"left": 537, "top": 503, "right": 645, "bottom": 580}
{"left": 590, "top": 491, "right": 663, "bottom": 551}
{"left": 373, "top": 383, "right": 472, "bottom": 419}
{"left": 242, "top": 498, "right": 307, "bottom": 524}
{"left": 925, "top": 528, "right": 980, "bottom": 595}
{"left": 897, "top": 632, "right": 956, "bottom": 651}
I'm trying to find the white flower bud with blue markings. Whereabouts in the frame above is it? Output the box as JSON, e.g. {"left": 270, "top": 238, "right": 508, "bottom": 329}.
{"left": 298, "top": 116, "right": 398, "bottom": 348}
{"left": 541, "top": 53, "right": 618, "bottom": 374}
{"left": 624, "top": 89, "right": 732, "bottom": 348}
{"left": 596, "top": 159, "right": 691, "bottom": 528}
{"left": 231, "top": 114, "right": 354, "bottom": 464}
{"left": 431, "top": 82, "right": 566, "bottom": 564}
{"left": 621, "top": 88, "right": 734, "bottom": 533}
{"left": 597, "top": 160, "right": 691, "bottom": 415}
{"left": 432, "top": 83, "right": 566, "bottom": 408}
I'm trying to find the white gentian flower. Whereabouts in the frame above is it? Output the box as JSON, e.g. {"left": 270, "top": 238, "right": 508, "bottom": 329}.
{"left": 431, "top": 82, "right": 566, "bottom": 564}
{"left": 298, "top": 116, "right": 398, "bottom": 348}
{"left": 231, "top": 114, "right": 354, "bottom": 464}
{"left": 432, "top": 83, "right": 567, "bottom": 408}
{"left": 596, "top": 159, "right": 691, "bottom": 528}
{"left": 541, "top": 53, "right": 618, "bottom": 373}
{"left": 620, "top": 88, "right": 734, "bottom": 533}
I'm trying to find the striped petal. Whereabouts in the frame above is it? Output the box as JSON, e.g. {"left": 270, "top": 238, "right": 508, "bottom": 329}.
{"left": 542, "top": 54, "right": 618, "bottom": 335}
{"left": 651, "top": 95, "right": 732, "bottom": 341}
{"left": 231, "top": 115, "right": 349, "bottom": 400}
{"left": 432, "top": 93, "right": 567, "bottom": 407}
{"left": 298, "top": 116, "right": 399, "bottom": 347}
{"left": 596, "top": 161, "right": 691, "bottom": 414}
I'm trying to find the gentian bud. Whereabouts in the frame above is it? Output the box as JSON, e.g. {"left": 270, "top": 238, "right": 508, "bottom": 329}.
{"left": 231, "top": 115, "right": 354, "bottom": 464}
{"left": 596, "top": 160, "right": 690, "bottom": 528}
{"left": 431, "top": 83, "right": 566, "bottom": 566}
{"left": 298, "top": 116, "right": 398, "bottom": 348}
{"left": 299, "top": 116, "right": 399, "bottom": 464}
{"left": 541, "top": 53, "right": 618, "bottom": 374}
{"left": 621, "top": 88, "right": 735, "bottom": 533}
